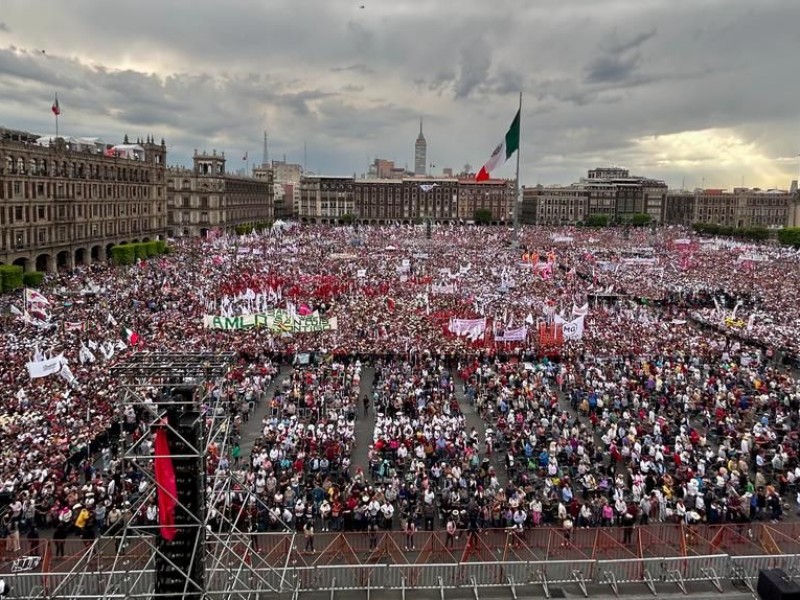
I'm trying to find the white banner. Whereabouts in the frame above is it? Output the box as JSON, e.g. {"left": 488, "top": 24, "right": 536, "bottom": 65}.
{"left": 448, "top": 318, "right": 486, "bottom": 338}
{"left": 26, "top": 354, "right": 65, "bottom": 379}
{"left": 431, "top": 284, "right": 456, "bottom": 294}
{"left": 495, "top": 326, "right": 528, "bottom": 342}
{"left": 555, "top": 315, "right": 585, "bottom": 340}
{"left": 572, "top": 302, "right": 589, "bottom": 317}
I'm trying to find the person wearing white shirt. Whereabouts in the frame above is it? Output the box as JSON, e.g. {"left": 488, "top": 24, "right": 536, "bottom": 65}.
{"left": 380, "top": 501, "right": 395, "bottom": 529}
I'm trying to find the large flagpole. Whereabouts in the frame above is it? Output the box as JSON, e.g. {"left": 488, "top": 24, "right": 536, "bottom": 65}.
{"left": 513, "top": 91, "right": 522, "bottom": 248}
{"left": 52, "top": 93, "right": 60, "bottom": 139}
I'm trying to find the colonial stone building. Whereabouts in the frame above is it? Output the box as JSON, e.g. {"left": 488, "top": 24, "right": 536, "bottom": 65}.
{"left": 0, "top": 127, "right": 167, "bottom": 273}
{"left": 298, "top": 176, "right": 512, "bottom": 224}
{"left": 166, "top": 150, "right": 274, "bottom": 237}
{"left": 520, "top": 169, "right": 668, "bottom": 225}
{"left": 683, "top": 188, "right": 792, "bottom": 229}
{"left": 456, "top": 178, "right": 514, "bottom": 223}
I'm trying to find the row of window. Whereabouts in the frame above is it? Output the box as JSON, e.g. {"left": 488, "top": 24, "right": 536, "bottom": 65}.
{"left": 3, "top": 155, "right": 160, "bottom": 182}
{"left": 2, "top": 180, "right": 159, "bottom": 200}
{"left": 1, "top": 219, "right": 164, "bottom": 250}
{"left": 0, "top": 202, "right": 160, "bottom": 226}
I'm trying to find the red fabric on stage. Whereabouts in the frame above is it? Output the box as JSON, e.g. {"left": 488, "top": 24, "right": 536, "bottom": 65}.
{"left": 153, "top": 428, "right": 178, "bottom": 541}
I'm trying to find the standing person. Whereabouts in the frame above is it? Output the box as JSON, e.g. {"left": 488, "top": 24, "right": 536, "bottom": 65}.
{"left": 53, "top": 521, "right": 68, "bottom": 558}
{"left": 368, "top": 522, "right": 379, "bottom": 550}
{"left": 404, "top": 518, "right": 417, "bottom": 551}
{"left": 303, "top": 520, "right": 315, "bottom": 553}
{"left": 81, "top": 509, "right": 96, "bottom": 550}
{"left": 621, "top": 509, "right": 635, "bottom": 545}
{"left": 319, "top": 499, "right": 331, "bottom": 532}
{"left": 363, "top": 395, "right": 370, "bottom": 416}
{"left": 26, "top": 524, "right": 40, "bottom": 556}
{"left": 232, "top": 443, "right": 241, "bottom": 467}
{"left": 446, "top": 512, "right": 457, "bottom": 549}
{"left": 4, "top": 516, "right": 19, "bottom": 553}
{"left": 561, "top": 515, "right": 573, "bottom": 548}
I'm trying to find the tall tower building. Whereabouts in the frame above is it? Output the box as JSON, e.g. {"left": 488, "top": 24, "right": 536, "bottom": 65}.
{"left": 414, "top": 118, "right": 427, "bottom": 176}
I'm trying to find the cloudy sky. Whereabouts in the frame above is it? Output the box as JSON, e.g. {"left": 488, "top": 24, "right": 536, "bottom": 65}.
{"left": 1, "top": 0, "right": 799, "bottom": 189}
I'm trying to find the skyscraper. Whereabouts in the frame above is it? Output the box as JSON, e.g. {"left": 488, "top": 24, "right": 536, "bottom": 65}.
{"left": 414, "top": 118, "right": 427, "bottom": 176}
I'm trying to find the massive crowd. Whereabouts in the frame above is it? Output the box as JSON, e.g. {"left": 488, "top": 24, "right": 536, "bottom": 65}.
{"left": 0, "top": 223, "right": 799, "bottom": 554}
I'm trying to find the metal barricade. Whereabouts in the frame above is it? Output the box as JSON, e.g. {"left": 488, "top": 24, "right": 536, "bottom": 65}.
{"left": 387, "top": 563, "right": 460, "bottom": 589}
{"left": 730, "top": 554, "right": 800, "bottom": 584}
{"left": 315, "top": 564, "right": 378, "bottom": 590}
{"left": 542, "top": 559, "right": 595, "bottom": 583}
{"left": 462, "top": 561, "right": 520, "bottom": 587}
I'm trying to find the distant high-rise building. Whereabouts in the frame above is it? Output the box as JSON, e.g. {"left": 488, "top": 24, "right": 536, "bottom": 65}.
{"left": 368, "top": 158, "right": 402, "bottom": 179}
{"left": 414, "top": 119, "right": 427, "bottom": 176}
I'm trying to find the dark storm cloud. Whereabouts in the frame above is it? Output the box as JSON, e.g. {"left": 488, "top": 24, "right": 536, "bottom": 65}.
{"left": 454, "top": 39, "right": 492, "bottom": 98}
{"left": 330, "top": 64, "right": 374, "bottom": 75}
{"left": 585, "top": 29, "right": 657, "bottom": 84}
{"left": 0, "top": 0, "right": 798, "bottom": 186}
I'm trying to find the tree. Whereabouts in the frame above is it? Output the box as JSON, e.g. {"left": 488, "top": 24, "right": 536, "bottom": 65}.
{"left": 0, "top": 265, "right": 24, "bottom": 293}
{"left": 777, "top": 227, "right": 800, "bottom": 247}
{"left": 22, "top": 271, "right": 45, "bottom": 287}
{"left": 585, "top": 214, "right": 610, "bottom": 227}
{"left": 626, "top": 213, "right": 652, "bottom": 226}
{"left": 473, "top": 209, "right": 492, "bottom": 225}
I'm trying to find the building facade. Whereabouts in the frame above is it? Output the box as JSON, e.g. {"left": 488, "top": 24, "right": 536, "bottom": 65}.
{"left": 456, "top": 179, "right": 515, "bottom": 222}
{"left": 791, "top": 182, "right": 800, "bottom": 228}
{"left": 166, "top": 150, "right": 274, "bottom": 237}
{"left": 0, "top": 127, "right": 167, "bottom": 273}
{"left": 521, "top": 183, "right": 619, "bottom": 225}
{"left": 297, "top": 176, "right": 512, "bottom": 224}
{"left": 299, "top": 176, "right": 356, "bottom": 222}
{"left": 521, "top": 168, "right": 667, "bottom": 225}
{"left": 662, "top": 191, "right": 695, "bottom": 226}
{"left": 582, "top": 168, "right": 668, "bottom": 221}
{"left": 686, "top": 188, "right": 792, "bottom": 229}
{"left": 271, "top": 159, "right": 302, "bottom": 217}
{"left": 354, "top": 179, "right": 460, "bottom": 223}
{"left": 367, "top": 158, "right": 408, "bottom": 180}
{"left": 414, "top": 119, "right": 427, "bottom": 177}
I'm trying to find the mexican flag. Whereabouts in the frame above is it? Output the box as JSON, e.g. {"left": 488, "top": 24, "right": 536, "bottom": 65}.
{"left": 476, "top": 108, "right": 520, "bottom": 182}
{"left": 121, "top": 326, "right": 140, "bottom": 346}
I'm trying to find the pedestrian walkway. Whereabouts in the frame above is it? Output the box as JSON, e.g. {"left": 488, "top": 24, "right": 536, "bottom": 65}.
{"left": 351, "top": 366, "right": 376, "bottom": 475}
{"left": 453, "top": 374, "right": 507, "bottom": 487}
{"left": 239, "top": 364, "right": 290, "bottom": 459}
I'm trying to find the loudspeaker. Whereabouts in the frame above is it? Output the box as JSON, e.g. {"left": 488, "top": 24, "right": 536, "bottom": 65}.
{"left": 155, "top": 386, "right": 206, "bottom": 600}
{"left": 757, "top": 569, "right": 800, "bottom": 600}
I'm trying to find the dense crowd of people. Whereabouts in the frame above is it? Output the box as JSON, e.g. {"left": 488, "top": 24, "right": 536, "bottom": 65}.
{"left": 0, "top": 223, "right": 799, "bottom": 555}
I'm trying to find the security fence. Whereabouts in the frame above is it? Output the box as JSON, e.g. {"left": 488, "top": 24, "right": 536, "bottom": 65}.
{"left": 2, "top": 524, "right": 800, "bottom": 598}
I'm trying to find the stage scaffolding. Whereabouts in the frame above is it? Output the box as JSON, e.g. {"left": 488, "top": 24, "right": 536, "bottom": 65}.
{"left": 32, "top": 352, "right": 297, "bottom": 600}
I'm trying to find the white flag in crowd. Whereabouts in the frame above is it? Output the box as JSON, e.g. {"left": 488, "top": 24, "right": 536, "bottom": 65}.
{"left": 25, "top": 289, "right": 50, "bottom": 305}
{"left": 27, "top": 354, "right": 65, "bottom": 379}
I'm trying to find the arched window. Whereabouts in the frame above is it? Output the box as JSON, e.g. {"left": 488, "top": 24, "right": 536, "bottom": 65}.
{"left": 5, "top": 156, "right": 13, "bottom": 173}
{"left": 30, "top": 159, "right": 38, "bottom": 175}
{"left": 17, "top": 157, "right": 25, "bottom": 174}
